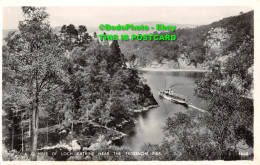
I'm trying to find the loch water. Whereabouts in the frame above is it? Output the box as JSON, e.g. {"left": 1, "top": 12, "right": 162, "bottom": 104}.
{"left": 118, "top": 71, "right": 207, "bottom": 151}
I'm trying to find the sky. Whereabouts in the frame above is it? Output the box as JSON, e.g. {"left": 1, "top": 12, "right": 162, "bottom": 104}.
{"left": 2, "top": 6, "right": 253, "bottom": 29}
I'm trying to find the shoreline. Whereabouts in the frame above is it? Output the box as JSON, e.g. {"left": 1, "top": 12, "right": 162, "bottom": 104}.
{"left": 138, "top": 68, "right": 209, "bottom": 72}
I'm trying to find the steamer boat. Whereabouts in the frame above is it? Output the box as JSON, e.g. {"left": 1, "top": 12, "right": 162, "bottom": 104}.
{"left": 159, "top": 89, "right": 189, "bottom": 105}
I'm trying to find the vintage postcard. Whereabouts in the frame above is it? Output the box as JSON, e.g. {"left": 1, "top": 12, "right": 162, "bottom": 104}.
{"left": 0, "top": 0, "right": 259, "bottom": 164}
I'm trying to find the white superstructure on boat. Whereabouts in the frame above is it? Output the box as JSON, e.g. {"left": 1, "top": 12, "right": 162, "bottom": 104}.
{"left": 159, "top": 89, "right": 189, "bottom": 105}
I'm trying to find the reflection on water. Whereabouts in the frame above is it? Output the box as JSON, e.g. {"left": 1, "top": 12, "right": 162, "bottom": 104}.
{"left": 121, "top": 71, "right": 206, "bottom": 151}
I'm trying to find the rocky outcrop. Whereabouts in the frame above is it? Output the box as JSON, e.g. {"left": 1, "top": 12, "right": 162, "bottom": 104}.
{"left": 138, "top": 57, "right": 207, "bottom": 70}
{"left": 137, "top": 27, "right": 232, "bottom": 71}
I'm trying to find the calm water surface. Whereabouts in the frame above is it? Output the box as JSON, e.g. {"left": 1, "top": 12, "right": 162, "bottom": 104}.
{"left": 121, "top": 71, "right": 207, "bottom": 151}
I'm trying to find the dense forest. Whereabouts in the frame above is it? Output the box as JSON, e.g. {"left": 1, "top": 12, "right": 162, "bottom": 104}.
{"left": 2, "top": 7, "right": 157, "bottom": 161}
{"left": 2, "top": 7, "right": 253, "bottom": 161}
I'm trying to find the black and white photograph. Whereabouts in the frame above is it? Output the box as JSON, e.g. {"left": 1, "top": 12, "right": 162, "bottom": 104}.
{"left": 1, "top": 4, "right": 257, "bottom": 162}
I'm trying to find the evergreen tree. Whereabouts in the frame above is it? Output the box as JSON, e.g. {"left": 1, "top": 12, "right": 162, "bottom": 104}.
{"left": 3, "top": 7, "right": 67, "bottom": 160}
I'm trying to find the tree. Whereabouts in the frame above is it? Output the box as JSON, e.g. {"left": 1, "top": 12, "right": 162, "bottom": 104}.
{"left": 78, "top": 25, "right": 92, "bottom": 46}
{"left": 78, "top": 25, "right": 87, "bottom": 36}
{"left": 3, "top": 7, "right": 67, "bottom": 160}
{"left": 140, "top": 112, "right": 222, "bottom": 160}
{"left": 129, "top": 54, "right": 136, "bottom": 68}
{"left": 195, "top": 33, "right": 253, "bottom": 159}
{"left": 60, "top": 24, "right": 92, "bottom": 49}
{"left": 66, "top": 24, "right": 78, "bottom": 42}
{"left": 60, "top": 24, "right": 78, "bottom": 50}
{"left": 108, "top": 40, "right": 126, "bottom": 74}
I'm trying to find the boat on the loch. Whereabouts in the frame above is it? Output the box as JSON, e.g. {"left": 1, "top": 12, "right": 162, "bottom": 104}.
{"left": 158, "top": 89, "right": 190, "bottom": 106}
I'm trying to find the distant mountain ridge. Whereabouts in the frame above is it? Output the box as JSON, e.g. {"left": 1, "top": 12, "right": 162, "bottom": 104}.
{"left": 2, "top": 22, "right": 197, "bottom": 44}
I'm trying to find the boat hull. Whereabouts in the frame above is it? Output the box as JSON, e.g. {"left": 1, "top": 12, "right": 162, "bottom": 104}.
{"left": 159, "top": 93, "right": 188, "bottom": 106}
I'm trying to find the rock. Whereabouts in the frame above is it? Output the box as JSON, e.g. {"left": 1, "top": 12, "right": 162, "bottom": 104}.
{"left": 71, "top": 139, "right": 81, "bottom": 151}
